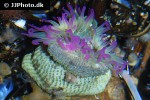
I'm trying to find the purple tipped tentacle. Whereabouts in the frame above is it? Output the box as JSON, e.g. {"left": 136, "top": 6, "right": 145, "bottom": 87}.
{"left": 24, "top": 29, "right": 45, "bottom": 38}
{"left": 100, "top": 21, "right": 111, "bottom": 33}
{"left": 110, "top": 61, "right": 121, "bottom": 74}
{"left": 108, "top": 55, "right": 127, "bottom": 73}
{"left": 67, "top": 4, "right": 76, "bottom": 18}
{"left": 48, "top": 26, "right": 61, "bottom": 34}
{"left": 25, "top": 26, "right": 57, "bottom": 45}
{"left": 28, "top": 28, "right": 36, "bottom": 34}
{"left": 22, "top": 29, "right": 34, "bottom": 37}
{"left": 96, "top": 21, "right": 111, "bottom": 35}
{"left": 81, "top": 47, "right": 90, "bottom": 54}
{"left": 57, "top": 38, "right": 67, "bottom": 50}
{"left": 81, "top": 48, "right": 92, "bottom": 60}
{"left": 97, "top": 47, "right": 111, "bottom": 62}
{"left": 65, "top": 36, "right": 70, "bottom": 44}
{"left": 68, "top": 13, "right": 76, "bottom": 27}
{"left": 26, "top": 28, "right": 37, "bottom": 37}
{"left": 32, "top": 39, "right": 45, "bottom": 45}
{"left": 80, "top": 6, "right": 86, "bottom": 17}
{"left": 63, "top": 7, "right": 69, "bottom": 14}
{"left": 68, "top": 43, "right": 78, "bottom": 51}
{"left": 106, "top": 41, "right": 117, "bottom": 53}
{"left": 28, "top": 24, "right": 45, "bottom": 31}
{"left": 63, "top": 13, "right": 76, "bottom": 28}
{"left": 49, "top": 20, "right": 60, "bottom": 26}
{"left": 67, "top": 29, "right": 80, "bottom": 44}
{"left": 71, "top": 35, "right": 80, "bottom": 44}
{"left": 100, "top": 41, "right": 109, "bottom": 49}
{"left": 77, "top": 7, "right": 81, "bottom": 14}
{"left": 43, "top": 41, "right": 50, "bottom": 45}
{"left": 62, "top": 13, "right": 69, "bottom": 25}
{"left": 80, "top": 39, "right": 87, "bottom": 47}
{"left": 57, "top": 17, "right": 62, "bottom": 24}
{"left": 111, "top": 55, "right": 126, "bottom": 65}
{"left": 65, "top": 29, "right": 73, "bottom": 43}
{"left": 71, "top": 25, "right": 77, "bottom": 32}
{"left": 44, "top": 26, "right": 59, "bottom": 39}
{"left": 68, "top": 32, "right": 81, "bottom": 50}
{"left": 66, "top": 29, "right": 73, "bottom": 35}
{"left": 64, "top": 33, "right": 72, "bottom": 44}
{"left": 46, "top": 33, "right": 55, "bottom": 40}
{"left": 109, "top": 60, "right": 126, "bottom": 74}
{"left": 57, "top": 31, "right": 80, "bottom": 51}
{"left": 41, "top": 25, "right": 52, "bottom": 34}
{"left": 81, "top": 44, "right": 93, "bottom": 54}
{"left": 96, "top": 26, "right": 106, "bottom": 35}
{"left": 23, "top": 25, "right": 53, "bottom": 40}
{"left": 85, "top": 9, "right": 94, "bottom": 23}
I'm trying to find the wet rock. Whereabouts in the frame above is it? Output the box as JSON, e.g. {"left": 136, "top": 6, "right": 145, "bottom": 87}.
{"left": 22, "top": 83, "right": 51, "bottom": 100}
{"left": 100, "top": 77, "right": 126, "bottom": 100}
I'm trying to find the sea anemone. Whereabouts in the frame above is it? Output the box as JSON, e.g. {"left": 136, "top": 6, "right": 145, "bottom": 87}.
{"left": 23, "top": 4, "right": 127, "bottom": 74}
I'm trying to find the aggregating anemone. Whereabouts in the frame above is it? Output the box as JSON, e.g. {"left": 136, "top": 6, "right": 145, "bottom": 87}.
{"left": 22, "top": 4, "right": 127, "bottom": 97}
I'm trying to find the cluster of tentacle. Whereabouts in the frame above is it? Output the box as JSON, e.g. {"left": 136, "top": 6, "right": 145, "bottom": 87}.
{"left": 23, "top": 4, "right": 127, "bottom": 74}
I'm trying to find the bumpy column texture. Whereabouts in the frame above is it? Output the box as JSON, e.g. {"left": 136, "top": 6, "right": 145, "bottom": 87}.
{"left": 22, "top": 46, "right": 111, "bottom": 96}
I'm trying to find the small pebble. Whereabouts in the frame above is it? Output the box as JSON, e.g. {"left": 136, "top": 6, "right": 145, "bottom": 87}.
{"left": 0, "top": 62, "right": 11, "bottom": 76}
{"left": 128, "top": 53, "right": 138, "bottom": 66}
{"left": 65, "top": 73, "right": 78, "bottom": 83}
